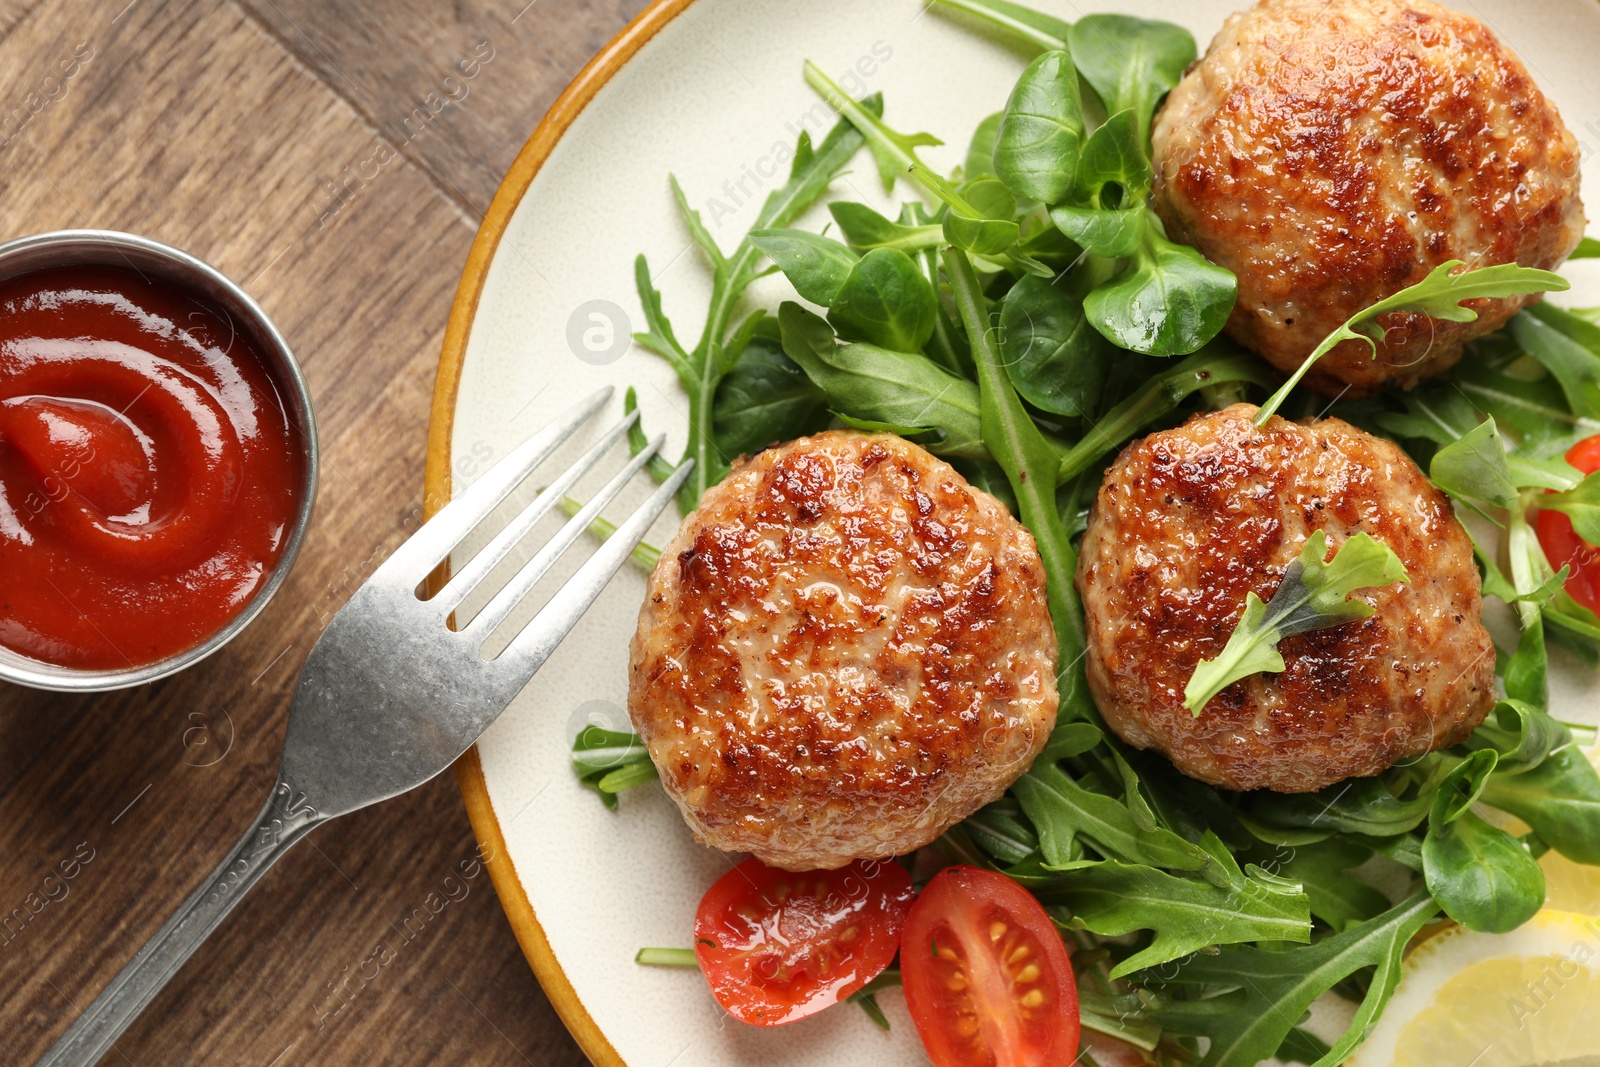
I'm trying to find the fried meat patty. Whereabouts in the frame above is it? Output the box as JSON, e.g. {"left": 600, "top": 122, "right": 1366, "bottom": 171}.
{"left": 628, "top": 431, "right": 1058, "bottom": 870}
{"left": 1076, "top": 405, "right": 1495, "bottom": 793}
{"left": 1151, "top": 0, "right": 1584, "bottom": 396}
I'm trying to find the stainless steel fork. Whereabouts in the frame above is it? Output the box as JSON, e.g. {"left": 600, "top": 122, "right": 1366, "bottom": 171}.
{"left": 38, "top": 387, "right": 691, "bottom": 1067}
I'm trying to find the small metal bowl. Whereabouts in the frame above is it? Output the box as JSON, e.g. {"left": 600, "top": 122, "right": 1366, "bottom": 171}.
{"left": 0, "top": 230, "right": 319, "bottom": 692}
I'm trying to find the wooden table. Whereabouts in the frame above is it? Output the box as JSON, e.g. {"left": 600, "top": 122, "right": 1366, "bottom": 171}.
{"left": 0, "top": 1, "right": 645, "bottom": 1062}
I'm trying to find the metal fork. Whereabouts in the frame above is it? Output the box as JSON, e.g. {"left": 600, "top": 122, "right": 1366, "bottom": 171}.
{"left": 38, "top": 387, "right": 690, "bottom": 1067}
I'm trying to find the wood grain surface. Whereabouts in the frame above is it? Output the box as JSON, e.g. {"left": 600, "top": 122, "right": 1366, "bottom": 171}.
{"left": 0, "top": 1, "right": 645, "bottom": 1063}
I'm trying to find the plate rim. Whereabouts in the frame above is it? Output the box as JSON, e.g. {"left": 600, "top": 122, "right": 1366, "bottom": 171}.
{"left": 423, "top": 2, "right": 696, "bottom": 1064}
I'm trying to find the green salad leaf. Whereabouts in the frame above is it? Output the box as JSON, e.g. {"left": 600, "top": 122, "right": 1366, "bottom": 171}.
{"left": 994, "top": 50, "right": 1084, "bottom": 203}
{"left": 571, "top": 726, "right": 658, "bottom": 810}
{"left": 747, "top": 229, "right": 856, "bottom": 304}
{"left": 1428, "top": 416, "right": 1520, "bottom": 512}
{"left": 1184, "top": 531, "right": 1410, "bottom": 714}
{"left": 1048, "top": 108, "right": 1151, "bottom": 258}
{"left": 1055, "top": 835, "right": 1311, "bottom": 978}
{"left": 586, "top": 10, "right": 1600, "bottom": 1060}
{"left": 711, "top": 333, "right": 827, "bottom": 459}
{"left": 1541, "top": 471, "right": 1600, "bottom": 543}
{"left": 997, "top": 265, "right": 1114, "bottom": 419}
{"left": 1068, "top": 14, "right": 1196, "bottom": 139}
{"left": 1055, "top": 342, "right": 1273, "bottom": 481}
{"left": 1422, "top": 750, "right": 1546, "bottom": 933}
{"left": 1480, "top": 744, "right": 1600, "bottom": 866}
{"left": 932, "top": 0, "right": 1071, "bottom": 50}
{"left": 1147, "top": 892, "right": 1439, "bottom": 1067}
{"left": 778, "top": 302, "right": 987, "bottom": 459}
{"left": 1084, "top": 224, "right": 1237, "bottom": 357}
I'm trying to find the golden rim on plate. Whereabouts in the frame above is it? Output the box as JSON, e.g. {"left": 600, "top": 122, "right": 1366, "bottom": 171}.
{"left": 424, "top": 1, "right": 696, "bottom": 1064}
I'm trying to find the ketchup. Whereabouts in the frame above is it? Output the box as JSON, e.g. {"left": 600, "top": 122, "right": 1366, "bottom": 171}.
{"left": 0, "top": 266, "right": 304, "bottom": 670}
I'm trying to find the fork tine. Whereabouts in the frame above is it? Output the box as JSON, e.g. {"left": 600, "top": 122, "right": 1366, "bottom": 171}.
{"left": 389, "top": 386, "right": 611, "bottom": 577}
{"left": 461, "top": 433, "right": 670, "bottom": 644}
{"left": 500, "top": 459, "right": 694, "bottom": 668}
{"left": 431, "top": 409, "right": 640, "bottom": 614}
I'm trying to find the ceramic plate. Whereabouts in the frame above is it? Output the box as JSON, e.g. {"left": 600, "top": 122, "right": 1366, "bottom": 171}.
{"left": 425, "top": 2, "right": 1600, "bottom": 1064}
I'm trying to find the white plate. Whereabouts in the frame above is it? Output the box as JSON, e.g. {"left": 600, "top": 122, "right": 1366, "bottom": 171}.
{"left": 426, "top": 2, "right": 1600, "bottom": 1064}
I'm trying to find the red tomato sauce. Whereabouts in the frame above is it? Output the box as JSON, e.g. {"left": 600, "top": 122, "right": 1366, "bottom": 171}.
{"left": 0, "top": 266, "right": 304, "bottom": 670}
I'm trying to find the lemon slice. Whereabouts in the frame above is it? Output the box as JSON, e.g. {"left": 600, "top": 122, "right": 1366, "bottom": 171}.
{"left": 1347, "top": 909, "right": 1600, "bottom": 1067}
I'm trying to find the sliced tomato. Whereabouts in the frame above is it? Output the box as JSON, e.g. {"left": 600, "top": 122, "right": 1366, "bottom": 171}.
{"left": 901, "top": 865, "right": 1079, "bottom": 1067}
{"left": 693, "top": 857, "right": 914, "bottom": 1026}
{"left": 1536, "top": 434, "right": 1600, "bottom": 614}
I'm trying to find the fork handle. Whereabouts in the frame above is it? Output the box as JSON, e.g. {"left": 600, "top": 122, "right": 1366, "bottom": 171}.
{"left": 36, "top": 776, "right": 327, "bottom": 1067}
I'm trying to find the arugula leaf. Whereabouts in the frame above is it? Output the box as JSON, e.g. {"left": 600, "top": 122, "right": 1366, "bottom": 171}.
{"left": 636, "top": 103, "right": 876, "bottom": 509}
{"left": 1270, "top": 837, "right": 1390, "bottom": 932}
{"left": 994, "top": 50, "right": 1084, "bottom": 204}
{"left": 622, "top": 386, "right": 679, "bottom": 483}
{"left": 1370, "top": 383, "right": 1481, "bottom": 447}
{"left": 931, "top": 0, "right": 1071, "bottom": 51}
{"left": 1057, "top": 837, "right": 1311, "bottom": 978}
{"left": 1256, "top": 262, "right": 1568, "bottom": 425}
{"left": 945, "top": 247, "right": 1097, "bottom": 723}
{"left": 1013, "top": 761, "right": 1209, "bottom": 871}
{"left": 778, "top": 302, "right": 987, "bottom": 458}
{"left": 1423, "top": 750, "right": 1546, "bottom": 933}
{"left": 1079, "top": 993, "right": 1164, "bottom": 1052}
{"left": 1085, "top": 223, "right": 1237, "bottom": 357}
{"left": 631, "top": 254, "right": 692, "bottom": 377}
{"left": 1056, "top": 342, "right": 1272, "bottom": 482}
{"left": 1455, "top": 335, "right": 1600, "bottom": 454}
{"left": 804, "top": 63, "right": 1042, "bottom": 266}
{"left": 998, "top": 266, "right": 1114, "bottom": 419}
{"left": 571, "top": 726, "right": 658, "bottom": 810}
{"left": 1145, "top": 892, "right": 1439, "bottom": 1067}
{"left": 1184, "top": 531, "right": 1410, "bottom": 714}
{"left": 1048, "top": 108, "right": 1151, "bottom": 258}
{"left": 1570, "top": 235, "right": 1600, "bottom": 259}
{"left": 1069, "top": 14, "right": 1196, "bottom": 140}
{"left": 1541, "top": 471, "right": 1600, "bottom": 544}
{"left": 669, "top": 173, "right": 726, "bottom": 272}
{"left": 747, "top": 229, "right": 857, "bottom": 304}
{"left": 827, "top": 248, "right": 939, "bottom": 352}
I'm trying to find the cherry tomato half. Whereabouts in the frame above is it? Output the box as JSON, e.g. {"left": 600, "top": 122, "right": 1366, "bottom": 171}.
{"left": 1536, "top": 434, "right": 1600, "bottom": 614}
{"left": 693, "top": 857, "right": 914, "bottom": 1026}
{"left": 901, "top": 865, "right": 1080, "bottom": 1067}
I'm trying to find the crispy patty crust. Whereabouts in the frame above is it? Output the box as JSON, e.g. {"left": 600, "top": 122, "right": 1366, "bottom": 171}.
{"left": 1152, "top": 0, "right": 1584, "bottom": 395}
{"left": 1076, "top": 404, "right": 1495, "bottom": 793}
{"left": 629, "top": 431, "right": 1058, "bottom": 870}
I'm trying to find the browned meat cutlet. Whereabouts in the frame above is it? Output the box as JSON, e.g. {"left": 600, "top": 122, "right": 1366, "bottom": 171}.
{"left": 628, "top": 431, "right": 1058, "bottom": 870}
{"left": 1151, "top": 0, "right": 1584, "bottom": 396}
{"left": 1076, "top": 404, "right": 1495, "bottom": 793}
